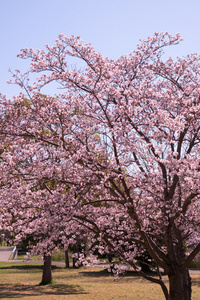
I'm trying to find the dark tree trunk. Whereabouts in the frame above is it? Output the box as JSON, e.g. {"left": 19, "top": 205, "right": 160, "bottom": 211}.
{"left": 73, "top": 256, "right": 76, "bottom": 268}
{"left": 107, "top": 254, "right": 115, "bottom": 274}
{"left": 168, "top": 268, "right": 191, "bottom": 300}
{"left": 65, "top": 249, "right": 70, "bottom": 268}
{"left": 40, "top": 254, "right": 52, "bottom": 285}
{"left": 72, "top": 244, "right": 78, "bottom": 268}
{"left": 183, "top": 269, "right": 192, "bottom": 300}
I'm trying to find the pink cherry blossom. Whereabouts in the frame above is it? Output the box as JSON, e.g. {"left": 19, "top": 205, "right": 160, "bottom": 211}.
{"left": 0, "top": 32, "right": 200, "bottom": 299}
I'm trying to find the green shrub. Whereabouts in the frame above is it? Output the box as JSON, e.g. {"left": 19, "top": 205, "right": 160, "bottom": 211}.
{"left": 189, "top": 261, "right": 200, "bottom": 269}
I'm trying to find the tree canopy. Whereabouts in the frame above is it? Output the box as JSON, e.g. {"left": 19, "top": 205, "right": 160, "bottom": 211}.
{"left": 0, "top": 32, "right": 200, "bottom": 300}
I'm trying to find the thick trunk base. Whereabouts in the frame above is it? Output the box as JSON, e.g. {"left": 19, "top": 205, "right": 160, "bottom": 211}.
{"left": 168, "top": 268, "right": 191, "bottom": 300}
{"left": 40, "top": 254, "right": 52, "bottom": 285}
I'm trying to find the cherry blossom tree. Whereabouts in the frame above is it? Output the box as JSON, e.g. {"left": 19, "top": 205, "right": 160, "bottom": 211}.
{"left": 0, "top": 96, "right": 86, "bottom": 284}
{"left": 1, "top": 32, "right": 200, "bottom": 299}
{"left": 0, "top": 147, "right": 86, "bottom": 284}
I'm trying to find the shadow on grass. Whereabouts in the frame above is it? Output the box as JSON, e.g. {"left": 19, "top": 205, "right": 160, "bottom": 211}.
{"left": 0, "top": 264, "right": 64, "bottom": 277}
{"left": 192, "top": 277, "right": 200, "bottom": 288}
{"left": 0, "top": 264, "right": 62, "bottom": 271}
{"left": 0, "top": 283, "right": 87, "bottom": 298}
{"left": 80, "top": 268, "right": 111, "bottom": 278}
{"left": 80, "top": 268, "right": 159, "bottom": 278}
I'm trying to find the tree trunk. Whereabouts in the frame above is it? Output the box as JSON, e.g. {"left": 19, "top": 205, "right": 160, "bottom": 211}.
{"left": 73, "top": 256, "right": 76, "bottom": 268}
{"left": 168, "top": 268, "right": 191, "bottom": 300}
{"left": 65, "top": 249, "right": 70, "bottom": 268}
{"left": 40, "top": 254, "right": 52, "bottom": 285}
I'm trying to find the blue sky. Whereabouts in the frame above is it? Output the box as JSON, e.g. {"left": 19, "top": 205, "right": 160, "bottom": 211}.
{"left": 1, "top": 0, "right": 200, "bottom": 97}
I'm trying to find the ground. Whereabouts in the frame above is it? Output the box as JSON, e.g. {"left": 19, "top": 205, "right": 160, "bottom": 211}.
{"left": 0, "top": 262, "right": 200, "bottom": 299}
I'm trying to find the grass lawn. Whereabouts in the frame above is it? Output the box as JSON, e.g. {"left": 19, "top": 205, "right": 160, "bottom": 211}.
{"left": 0, "top": 262, "right": 200, "bottom": 299}
{"left": 16, "top": 251, "right": 69, "bottom": 262}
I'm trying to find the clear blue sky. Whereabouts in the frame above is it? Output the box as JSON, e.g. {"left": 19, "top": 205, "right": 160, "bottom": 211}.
{"left": 1, "top": 0, "right": 200, "bottom": 97}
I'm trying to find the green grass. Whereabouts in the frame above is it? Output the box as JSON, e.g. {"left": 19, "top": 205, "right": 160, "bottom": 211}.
{"left": 0, "top": 242, "right": 8, "bottom": 247}
{"left": 16, "top": 254, "right": 42, "bottom": 260}
{"left": 189, "top": 260, "right": 200, "bottom": 269}
{"left": 0, "top": 262, "right": 200, "bottom": 300}
{"left": 51, "top": 251, "right": 71, "bottom": 262}
{"left": 18, "top": 250, "right": 200, "bottom": 269}
{"left": 16, "top": 251, "right": 72, "bottom": 262}
{"left": 16, "top": 252, "right": 68, "bottom": 262}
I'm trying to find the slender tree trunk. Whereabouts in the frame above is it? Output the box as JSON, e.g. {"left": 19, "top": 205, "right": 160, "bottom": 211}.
{"left": 40, "top": 254, "right": 52, "bottom": 285}
{"left": 72, "top": 245, "right": 78, "bottom": 268}
{"left": 73, "top": 256, "right": 76, "bottom": 268}
{"left": 65, "top": 249, "right": 70, "bottom": 268}
{"left": 107, "top": 254, "right": 115, "bottom": 274}
{"left": 168, "top": 268, "right": 191, "bottom": 300}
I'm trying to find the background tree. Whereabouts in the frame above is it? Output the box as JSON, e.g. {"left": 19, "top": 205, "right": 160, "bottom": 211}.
{"left": 0, "top": 98, "right": 85, "bottom": 283}
{"left": 1, "top": 32, "right": 200, "bottom": 299}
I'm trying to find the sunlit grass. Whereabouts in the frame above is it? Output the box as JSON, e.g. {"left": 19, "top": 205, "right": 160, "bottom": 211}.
{"left": 16, "top": 251, "right": 72, "bottom": 262}
{"left": 0, "top": 262, "right": 199, "bottom": 299}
